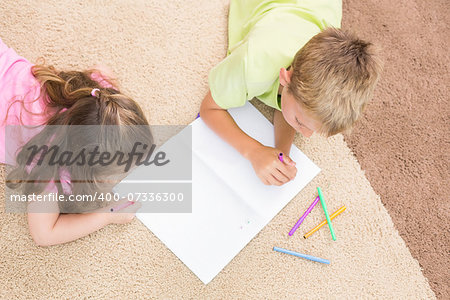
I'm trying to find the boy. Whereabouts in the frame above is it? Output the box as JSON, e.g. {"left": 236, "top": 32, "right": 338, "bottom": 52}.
{"left": 200, "top": 0, "right": 382, "bottom": 186}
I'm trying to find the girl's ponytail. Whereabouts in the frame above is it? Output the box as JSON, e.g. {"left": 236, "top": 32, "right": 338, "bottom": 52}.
{"left": 31, "top": 63, "right": 105, "bottom": 110}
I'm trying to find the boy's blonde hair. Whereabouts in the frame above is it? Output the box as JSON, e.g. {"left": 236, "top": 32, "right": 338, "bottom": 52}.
{"left": 288, "top": 27, "right": 383, "bottom": 137}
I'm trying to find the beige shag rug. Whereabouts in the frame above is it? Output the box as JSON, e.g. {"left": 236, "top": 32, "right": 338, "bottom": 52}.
{"left": 0, "top": 1, "right": 435, "bottom": 298}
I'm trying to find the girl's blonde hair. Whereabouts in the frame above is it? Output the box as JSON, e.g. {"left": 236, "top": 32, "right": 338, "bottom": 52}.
{"left": 288, "top": 27, "right": 383, "bottom": 137}
{"left": 6, "top": 62, "right": 153, "bottom": 212}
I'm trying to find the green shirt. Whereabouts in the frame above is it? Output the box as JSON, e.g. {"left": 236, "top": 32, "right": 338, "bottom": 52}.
{"left": 209, "top": 0, "right": 342, "bottom": 110}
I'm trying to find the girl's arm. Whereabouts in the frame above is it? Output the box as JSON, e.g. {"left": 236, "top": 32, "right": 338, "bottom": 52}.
{"left": 27, "top": 198, "right": 138, "bottom": 246}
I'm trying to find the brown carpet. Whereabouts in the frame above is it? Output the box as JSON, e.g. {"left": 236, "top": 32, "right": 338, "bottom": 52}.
{"left": 341, "top": 1, "right": 450, "bottom": 298}
{"left": 0, "top": 0, "right": 441, "bottom": 298}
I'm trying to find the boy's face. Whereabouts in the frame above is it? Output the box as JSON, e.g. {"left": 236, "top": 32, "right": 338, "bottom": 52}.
{"left": 279, "top": 68, "right": 321, "bottom": 138}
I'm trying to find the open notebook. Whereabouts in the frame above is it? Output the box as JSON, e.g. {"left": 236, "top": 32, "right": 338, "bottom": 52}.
{"left": 113, "top": 102, "right": 320, "bottom": 284}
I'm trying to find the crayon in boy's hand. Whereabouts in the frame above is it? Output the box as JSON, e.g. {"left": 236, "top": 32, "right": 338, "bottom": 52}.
{"left": 278, "top": 152, "right": 284, "bottom": 163}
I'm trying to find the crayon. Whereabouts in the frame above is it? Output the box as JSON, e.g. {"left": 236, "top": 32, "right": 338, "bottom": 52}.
{"left": 273, "top": 247, "right": 330, "bottom": 264}
{"left": 288, "top": 196, "right": 320, "bottom": 236}
{"left": 278, "top": 153, "right": 284, "bottom": 163}
{"left": 303, "top": 206, "right": 346, "bottom": 239}
{"left": 110, "top": 201, "right": 134, "bottom": 212}
{"left": 317, "top": 187, "right": 336, "bottom": 240}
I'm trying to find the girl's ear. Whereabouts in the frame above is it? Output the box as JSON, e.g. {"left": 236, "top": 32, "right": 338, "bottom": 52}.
{"left": 279, "top": 68, "right": 293, "bottom": 86}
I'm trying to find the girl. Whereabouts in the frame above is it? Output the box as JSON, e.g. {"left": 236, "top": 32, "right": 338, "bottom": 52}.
{"left": 1, "top": 37, "right": 151, "bottom": 246}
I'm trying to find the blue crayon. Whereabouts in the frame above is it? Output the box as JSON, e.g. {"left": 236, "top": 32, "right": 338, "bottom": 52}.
{"left": 273, "top": 247, "right": 330, "bottom": 264}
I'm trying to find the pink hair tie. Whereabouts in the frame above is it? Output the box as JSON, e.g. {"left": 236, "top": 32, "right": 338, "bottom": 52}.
{"left": 91, "top": 88, "right": 100, "bottom": 97}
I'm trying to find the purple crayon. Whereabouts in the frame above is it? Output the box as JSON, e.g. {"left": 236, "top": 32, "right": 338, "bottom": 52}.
{"left": 288, "top": 196, "right": 320, "bottom": 236}
{"left": 110, "top": 201, "right": 135, "bottom": 212}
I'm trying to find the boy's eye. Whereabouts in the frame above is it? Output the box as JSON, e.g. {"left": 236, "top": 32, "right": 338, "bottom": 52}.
{"left": 295, "top": 117, "right": 304, "bottom": 127}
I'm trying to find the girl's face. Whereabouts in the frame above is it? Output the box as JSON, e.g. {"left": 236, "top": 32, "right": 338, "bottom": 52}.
{"left": 279, "top": 68, "right": 321, "bottom": 138}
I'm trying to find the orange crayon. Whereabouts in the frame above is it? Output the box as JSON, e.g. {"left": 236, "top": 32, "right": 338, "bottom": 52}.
{"left": 303, "top": 206, "right": 346, "bottom": 239}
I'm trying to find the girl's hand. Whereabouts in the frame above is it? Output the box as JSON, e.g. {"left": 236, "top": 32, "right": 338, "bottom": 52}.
{"left": 91, "top": 63, "right": 116, "bottom": 80}
{"left": 89, "top": 63, "right": 119, "bottom": 89}
{"left": 248, "top": 145, "right": 297, "bottom": 186}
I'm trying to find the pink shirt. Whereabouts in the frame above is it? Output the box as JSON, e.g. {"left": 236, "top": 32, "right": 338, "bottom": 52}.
{"left": 0, "top": 37, "right": 114, "bottom": 193}
{"left": 0, "top": 38, "right": 54, "bottom": 164}
{"left": 0, "top": 37, "right": 114, "bottom": 165}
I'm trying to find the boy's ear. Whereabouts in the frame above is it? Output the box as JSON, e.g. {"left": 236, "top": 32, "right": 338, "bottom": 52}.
{"left": 279, "top": 68, "right": 293, "bottom": 86}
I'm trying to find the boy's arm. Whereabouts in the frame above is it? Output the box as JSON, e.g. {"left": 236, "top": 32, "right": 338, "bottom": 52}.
{"left": 27, "top": 198, "right": 138, "bottom": 246}
{"left": 273, "top": 109, "right": 296, "bottom": 156}
{"left": 200, "top": 90, "right": 296, "bottom": 185}
{"left": 200, "top": 90, "right": 262, "bottom": 159}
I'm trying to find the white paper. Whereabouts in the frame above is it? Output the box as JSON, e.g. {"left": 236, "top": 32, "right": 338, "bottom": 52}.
{"left": 114, "top": 102, "right": 320, "bottom": 284}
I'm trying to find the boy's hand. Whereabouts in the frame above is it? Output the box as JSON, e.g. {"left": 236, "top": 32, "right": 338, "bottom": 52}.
{"left": 248, "top": 145, "right": 297, "bottom": 186}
